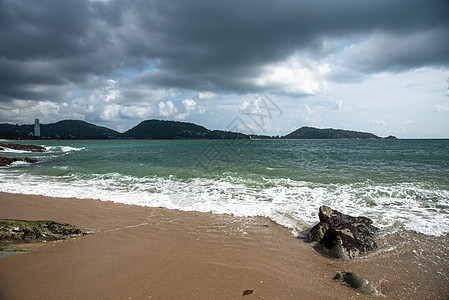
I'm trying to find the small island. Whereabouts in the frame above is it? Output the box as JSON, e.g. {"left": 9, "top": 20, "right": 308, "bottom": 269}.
{"left": 284, "top": 126, "right": 381, "bottom": 139}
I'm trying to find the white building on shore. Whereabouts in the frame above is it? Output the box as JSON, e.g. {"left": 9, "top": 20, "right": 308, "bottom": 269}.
{"left": 34, "top": 118, "right": 40, "bottom": 137}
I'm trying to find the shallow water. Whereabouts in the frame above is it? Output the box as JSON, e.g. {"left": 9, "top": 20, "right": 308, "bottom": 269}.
{"left": 1, "top": 139, "right": 448, "bottom": 236}
{"left": 343, "top": 231, "right": 449, "bottom": 299}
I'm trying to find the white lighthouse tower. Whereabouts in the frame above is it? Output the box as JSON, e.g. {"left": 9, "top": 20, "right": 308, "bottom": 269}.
{"left": 34, "top": 118, "right": 40, "bottom": 137}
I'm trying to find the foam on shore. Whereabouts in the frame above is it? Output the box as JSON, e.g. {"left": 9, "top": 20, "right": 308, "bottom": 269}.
{"left": 0, "top": 169, "right": 447, "bottom": 236}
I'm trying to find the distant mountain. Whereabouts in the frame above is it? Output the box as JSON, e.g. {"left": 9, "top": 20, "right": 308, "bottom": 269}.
{"left": 1, "top": 119, "right": 390, "bottom": 140}
{"left": 284, "top": 126, "right": 380, "bottom": 139}
{"left": 40, "top": 120, "right": 120, "bottom": 139}
{"left": 122, "top": 120, "right": 210, "bottom": 139}
{"left": 0, "top": 120, "right": 119, "bottom": 139}
{"left": 0, "top": 123, "right": 34, "bottom": 139}
{"left": 123, "top": 120, "right": 251, "bottom": 140}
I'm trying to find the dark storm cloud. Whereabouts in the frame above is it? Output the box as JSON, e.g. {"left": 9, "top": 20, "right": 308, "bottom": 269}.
{"left": 0, "top": 0, "right": 448, "bottom": 102}
{"left": 126, "top": 0, "right": 449, "bottom": 77}
{"left": 0, "top": 0, "right": 92, "bottom": 60}
{"left": 0, "top": 0, "right": 110, "bottom": 101}
{"left": 338, "top": 29, "right": 449, "bottom": 74}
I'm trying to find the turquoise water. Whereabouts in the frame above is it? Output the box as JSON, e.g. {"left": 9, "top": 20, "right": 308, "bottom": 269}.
{"left": 1, "top": 139, "right": 448, "bottom": 235}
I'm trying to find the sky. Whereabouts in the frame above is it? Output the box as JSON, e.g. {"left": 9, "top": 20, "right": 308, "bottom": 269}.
{"left": 0, "top": 0, "right": 448, "bottom": 138}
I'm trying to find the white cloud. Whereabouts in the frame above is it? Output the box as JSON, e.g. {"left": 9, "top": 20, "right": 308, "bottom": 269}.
{"left": 158, "top": 101, "right": 177, "bottom": 117}
{"left": 317, "top": 67, "right": 449, "bottom": 137}
{"left": 104, "top": 79, "right": 120, "bottom": 102}
{"left": 434, "top": 103, "right": 449, "bottom": 112}
{"left": 100, "top": 104, "right": 120, "bottom": 121}
{"left": 157, "top": 99, "right": 202, "bottom": 120}
{"left": 1, "top": 66, "right": 448, "bottom": 138}
{"left": 254, "top": 53, "right": 330, "bottom": 95}
{"left": 173, "top": 99, "right": 197, "bottom": 120}
{"left": 445, "top": 78, "right": 449, "bottom": 97}
{"left": 298, "top": 104, "right": 327, "bottom": 127}
{"left": 182, "top": 99, "right": 196, "bottom": 110}
{"left": 370, "top": 119, "right": 386, "bottom": 126}
{"left": 120, "top": 105, "right": 152, "bottom": 119}
{"left": 198, "top": 92, "right": 217, "bottom": 100}
{"left": 304, "top": 104, "right": 313, "bottom": 115}
{"left": 0, "top": 100, "right": 76, "bottom": 125}
{"left": 334, "top": 99, "right": 343, "bottom": 111}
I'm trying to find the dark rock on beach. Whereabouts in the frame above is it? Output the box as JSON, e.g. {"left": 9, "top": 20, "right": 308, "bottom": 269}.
{"left": 306, "top": 206, "right": 378, "bottom": 259}
{"left": 0, "top": 219, "right": 95, "bottom": 256}
{"left": 0, "top": 143, "right": 46, "bottom": 152}
{"left": 334, "top": 271, "right": 381, "bottom": 296}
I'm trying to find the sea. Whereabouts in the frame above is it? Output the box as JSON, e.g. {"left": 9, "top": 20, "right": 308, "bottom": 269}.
{"left": 1, "top": 139, "right": 448, "bottom": 237}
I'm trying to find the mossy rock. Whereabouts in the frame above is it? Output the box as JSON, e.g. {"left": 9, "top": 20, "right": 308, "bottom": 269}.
{"left": 334, "top": 271, "right": 382, "bottom": 296}
{"left": 306, "top": 222, "right": 329, "bottom": 242}
{"left": 0, "top": 219, "right": 95, "bottom": 253}
{"left": 306, "top": 206, "right": 379, "bottom": 259}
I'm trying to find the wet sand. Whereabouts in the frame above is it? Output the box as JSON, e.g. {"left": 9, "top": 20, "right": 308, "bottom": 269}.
{"left": 0, "top": 192, "right": 447, "bottom": 299}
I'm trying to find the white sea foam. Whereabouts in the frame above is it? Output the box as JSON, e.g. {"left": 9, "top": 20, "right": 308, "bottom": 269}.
{"left": 0, "top": 148, "right": 30, "bottom": 154}
{"left": 10, "top": 160, "right": 32, "bottom": 166}
{"left": 0, "top": 171, "right": 447, "bottom": 236}
{"left": 45, "top": 146, "right": 85, "bottom": 153}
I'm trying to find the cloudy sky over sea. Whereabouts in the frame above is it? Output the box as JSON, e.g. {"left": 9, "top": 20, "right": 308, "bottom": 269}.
{"left": 1, "top": 0, "right": 448, "bottom": 137}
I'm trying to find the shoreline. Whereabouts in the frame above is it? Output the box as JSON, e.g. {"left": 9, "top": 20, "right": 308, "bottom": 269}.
{"left": 0, "top": 192, "right": 448, "bottom": 299}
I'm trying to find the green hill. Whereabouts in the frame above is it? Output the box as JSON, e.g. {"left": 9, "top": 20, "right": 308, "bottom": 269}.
{"left": 0, "top": 120, "right": 119, "bottom": 139}
{"left": 284, "top": 126, "right": 380, "bottom": 139}
{"left": 122, "top": 120, "right": 251, "bottom": 140}
{"left": 1, "top": 120, "right": 387, "bottom": 140}
{"left": 0, "top": 123, "right": 34, "bottom": 139}
{"left": 122, "top": 120, "right": 210, "bottom": 139}
{"left": 40, "top": 120, "right": 120, "bottom": 139}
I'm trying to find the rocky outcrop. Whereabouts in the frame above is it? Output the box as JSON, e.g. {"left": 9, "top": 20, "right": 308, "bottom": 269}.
{"left": 334, "top": 271, "right": 382, "bottom": 296}
{"left": 0, "top": 156, "right": 38, "bottom": 166}
{"left": 306, "top": 206, "right": 378, "bottom": 259}
{"left": 0, "top": 219, "right": 95, "bottom": 255}
{"left": 0, "top": 143, "right": 44, "bottom": 166}
{"left": 0, "top": 143, "right": 46, "bottom": 152}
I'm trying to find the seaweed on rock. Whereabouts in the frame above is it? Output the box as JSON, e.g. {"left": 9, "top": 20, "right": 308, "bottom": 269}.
{"left": 0, "top": 219, "right": 95, "bottom": 255}
{"left": 305, "top": 206, "right": 379, "bottom": 260}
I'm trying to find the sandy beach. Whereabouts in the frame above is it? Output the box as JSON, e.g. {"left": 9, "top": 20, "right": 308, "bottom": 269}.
{"left": 0, "top": 192, "right": 448, "bottom": 299}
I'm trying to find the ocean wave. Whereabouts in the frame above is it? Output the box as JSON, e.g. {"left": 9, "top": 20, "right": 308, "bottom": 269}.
{"left": 11, "top": 160, "right": 35, "bottom": 166}
{"left": 0, "top": 171, "right": 447, "bottom": 237}
{"left": 0, "top": 148, "right": 31, "bottom": 154}
{"left": 45, "top": 146, "right": 85, "bottom": 153}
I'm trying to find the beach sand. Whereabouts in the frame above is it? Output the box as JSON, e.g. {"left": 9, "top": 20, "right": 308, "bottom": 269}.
{"left": 0, "top": 192, "right": 447, "bottom": 299}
